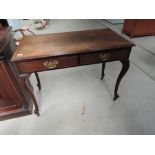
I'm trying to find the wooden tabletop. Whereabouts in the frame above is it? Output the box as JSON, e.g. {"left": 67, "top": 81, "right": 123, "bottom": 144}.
{"left": 11, "top": 28, "right": 134, "bottom": 61}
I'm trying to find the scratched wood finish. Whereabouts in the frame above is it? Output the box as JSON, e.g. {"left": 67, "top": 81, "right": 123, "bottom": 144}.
{"left": 11, "top": 29, "right": 133, "bottom": 61}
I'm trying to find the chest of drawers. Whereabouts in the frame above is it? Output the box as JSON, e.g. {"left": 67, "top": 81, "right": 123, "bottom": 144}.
{"left": 0, "top": 27, "right": 32, "bottom": 120}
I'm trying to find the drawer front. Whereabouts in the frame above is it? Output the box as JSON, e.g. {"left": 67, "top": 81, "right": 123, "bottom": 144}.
{"left": 17, "top": 56, "right": 78, "bottom": 73}
{"left": 80, "top": 49, "right": 130, "bottom": 65}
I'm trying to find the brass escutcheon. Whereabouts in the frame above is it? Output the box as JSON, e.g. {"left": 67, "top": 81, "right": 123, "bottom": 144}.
{"left": 99, "top": 52, "right": 111, "bottom": 61}
{"left": 43, "top": 60, "right": 59, "bottom": 69}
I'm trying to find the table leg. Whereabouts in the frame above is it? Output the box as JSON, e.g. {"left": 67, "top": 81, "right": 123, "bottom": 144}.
{"left": 113, "top": 60, "right": 130, "bottom": 101}
{"left": 19, "top": 74, "right": 40, "bottom": 116}
{"left": 101, "top": 62, "right": 106, "bottom": 80}
{"left": 34, "top": 72, "right": 41, "bottom": 90}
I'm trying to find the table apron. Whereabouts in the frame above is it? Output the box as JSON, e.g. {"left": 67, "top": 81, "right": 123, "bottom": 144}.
{"left": 15, "top": 48, "right": 131, "bottom": 74}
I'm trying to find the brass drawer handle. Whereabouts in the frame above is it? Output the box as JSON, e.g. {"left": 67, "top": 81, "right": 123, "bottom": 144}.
{"left": 43, "top": 60, "right": 59, "bottom": 69}
{"left": 99, "top": 52, "right": 111, "bottom": 61}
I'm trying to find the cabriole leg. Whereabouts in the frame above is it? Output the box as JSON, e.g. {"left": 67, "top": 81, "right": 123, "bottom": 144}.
{"left": 113, "top": 60, "right": 130, "bottom": 101}
{"left": 34, "top": 72, "right": 41, "bottom": 90}
{"left": 101, "top": 62, "right": 106, "bottom": 80}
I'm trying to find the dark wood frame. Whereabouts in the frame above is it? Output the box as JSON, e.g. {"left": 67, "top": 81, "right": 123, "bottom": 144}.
{"left": 0, "top": 23, "right": 33, "bottom": 120}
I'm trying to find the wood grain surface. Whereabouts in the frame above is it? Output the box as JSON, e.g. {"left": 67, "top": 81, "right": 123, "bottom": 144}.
{"left": 11, "top": 29, "right": 134, "bottom": 61}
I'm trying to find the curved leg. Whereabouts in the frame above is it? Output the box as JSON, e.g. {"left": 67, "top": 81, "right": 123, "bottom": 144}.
{"left": 34, "top": 72, "right": 41, "bottom": 90}
{"left": 113, "top": 60, "right": 130, "bottom": 101}
{"left": 101, "top": 62, "right": 105, "bottom": 80}
{"left": 19, "top": 74, "right": 40, "bottom": 116}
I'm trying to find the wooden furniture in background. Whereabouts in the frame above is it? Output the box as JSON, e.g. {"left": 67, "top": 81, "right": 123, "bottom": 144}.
{"left": 122, "top": 19, "right": 155, "bottom": 38}
{"left": 11, "top": 29, "right": 134, "bottom": 116}
{"left": 0, "top": 21, "right": 33, "bottom": 120}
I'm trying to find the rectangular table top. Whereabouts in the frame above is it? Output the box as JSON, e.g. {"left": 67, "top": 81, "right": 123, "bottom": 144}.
{"left": 11, "top": 28, "right": 134, "bottom": 61}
